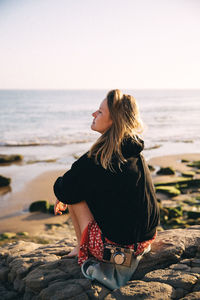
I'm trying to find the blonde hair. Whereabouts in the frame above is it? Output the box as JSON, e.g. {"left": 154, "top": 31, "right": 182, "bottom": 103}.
{"left": 88, "top": 89, "right": 143, "bottom": 171}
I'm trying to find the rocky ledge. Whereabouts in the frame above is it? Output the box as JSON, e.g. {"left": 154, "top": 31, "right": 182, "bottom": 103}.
{"left": 0, "top": 226, "right": 200, "bottom": 300}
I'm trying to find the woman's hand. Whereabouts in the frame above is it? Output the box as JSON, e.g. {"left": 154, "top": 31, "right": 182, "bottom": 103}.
{"left": 54, "top": 199, "right": 67, "bottom": 215}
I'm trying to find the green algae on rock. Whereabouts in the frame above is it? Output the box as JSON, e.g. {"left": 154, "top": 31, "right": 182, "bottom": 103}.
{"left": 29, "top": 200, "right": 50, "bottom": 213}
{"left": 182, "top": 198, "right": 200, "bottom": 206}
{"left": 166, "top": 218, "right": 187, "bottom": 229}
{"left": 187, "top": 160, "right": 200, "bottom": 169}
{"left": 17, "top": 232, "right": 29, "bottom": 237}
{"left": 181, "top": 171, "right": 195, "bottom": 178}
{"left": 155, "top": 185, "right": 181, "bottom": 197}
{"left": 0, "top": 232, "right": 17, "bottom": 240}
{"left": 0, "top": 154, "right": 23, "bottom": 164}
{"left": 159, "top": 205, "right": 184, "bottom": 228}
{"left": 155, "top": 178, "right": 200, "bottom": 189}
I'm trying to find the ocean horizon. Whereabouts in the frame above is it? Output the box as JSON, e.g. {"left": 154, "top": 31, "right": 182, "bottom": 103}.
{"left": 0, "top": 89, "right": 200, "bottom": 161}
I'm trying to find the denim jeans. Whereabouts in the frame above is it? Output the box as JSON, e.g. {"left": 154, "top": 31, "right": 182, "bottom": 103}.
{"left": 81, "top": 244, "right": 151, "bottom": 290}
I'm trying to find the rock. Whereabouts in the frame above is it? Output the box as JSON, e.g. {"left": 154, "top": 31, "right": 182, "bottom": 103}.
{"left": 178, "top": 179, "right": 200, "bottom": 190}
{"left": 48, "top": 204, "right": 55, "bottom": 214}
{"left": 191, "top": 267, "right": 200, "bottom": 274}
{"left": 187, "top": 161, "right": 200, "bottom": 169}
{"left": 180, "top": 259, "right": 192, "bottom": 266}
{"left": 0, "top": 154, "right": 23, "bottom": 164}
{"left": 0, "top": 232, "right": 16, "bottom": 240}
{"left": 0, "top": 226, "right": 200, "bottom": 299}
{"left": 193, "top": 278, "right": 200, "bottom": 291}
{"left": 29, "top": 201, "right": 50, "bottom": 213}
{"left": 181, "top": 171, "right": 195, "bottom": 178}
{"left": 0, "top": 281, "right": 19, "bottom": 300}
{"left": 37, "top": 279, "right": 91, "bottom": 300}
{"left": 132, "top": 226, "right": 200, "bottom": 279}
{"left": 0, "top": 265, "right": 9, "bottom": 281}
{"left": 168, "top": 207, "right": 183, "bottom": 219}
{"left": 185, "top": 219, "right": 200, "bottom": 226}
{"left": 106, "top": 281, "right": 176, "bottom": 299}
{"left": 155, "top": 178, "right": 200, "bottom": 188}
{"left": 0, "top": 175, "right": 11, "bottom": 187}
{"left": 0, "top": 185, "right": 11, "bottom": 196}
{"left": 167, "top": 218, "right": 187, "bottom": 229}
{"left": 169, "top": 263, "right": 191, "bottom": 271}
{"left": 191, "top": 259, "right": 200, "bottom": 268}
{"left": 182, "top": 159, "right": 190, "bottom": 163}
{"left": 17, "top": 232, "right": 29, "bottom": 237}
{"left": 143, "top": 269, "right": 199, "bottom": 291}
{"left": 159, "top": 206, "right": 186, "bottom": 229}
{"left": 180, "top": 291, "right": 200, "bottom": 299}
{"left": 155, "top": 186, "right": 181, "bottom": 197}
{"left": 157, "top": 167, "right": 175, "bottom": 175}
{"left": 187, "top": 212, "right": 200, "bottom": 220}
{"left": 175, "top": 288, "right": 188, "bottom": 299}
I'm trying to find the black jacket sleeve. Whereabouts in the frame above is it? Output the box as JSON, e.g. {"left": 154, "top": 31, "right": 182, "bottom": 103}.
{"left": 53, "top": 154, "right": 87, "bottom": 204}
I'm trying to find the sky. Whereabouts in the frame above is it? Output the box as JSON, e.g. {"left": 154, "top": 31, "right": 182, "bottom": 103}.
{"left": 0, "top": 0, "right": 200, "bottom": 89}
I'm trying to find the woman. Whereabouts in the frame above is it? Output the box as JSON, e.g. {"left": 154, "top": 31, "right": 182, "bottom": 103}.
{"left": 54, "top": 89, "right": 159, "bottom": 288}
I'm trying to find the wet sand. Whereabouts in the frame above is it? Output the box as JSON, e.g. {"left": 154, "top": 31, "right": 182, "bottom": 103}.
{"left": 0, "top": 169, "right": 66, "bottom": 234}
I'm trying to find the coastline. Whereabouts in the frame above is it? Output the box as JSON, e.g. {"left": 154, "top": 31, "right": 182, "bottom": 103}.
{"left": 0, "top": 152, "right": 200, "bottom": 239}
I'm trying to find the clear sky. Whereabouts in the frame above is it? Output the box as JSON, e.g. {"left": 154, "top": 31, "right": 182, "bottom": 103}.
{"left": 0, "top": 0, "right": 200, "bottom": 89}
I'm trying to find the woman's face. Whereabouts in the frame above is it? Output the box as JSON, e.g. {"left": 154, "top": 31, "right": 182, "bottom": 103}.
{"left": 91, "top": 98, "right": 113, "bottom": 134}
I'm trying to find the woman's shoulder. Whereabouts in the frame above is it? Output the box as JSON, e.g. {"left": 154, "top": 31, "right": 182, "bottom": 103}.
{"left": 71, "top": 152, "right": 95, "bottom": 171}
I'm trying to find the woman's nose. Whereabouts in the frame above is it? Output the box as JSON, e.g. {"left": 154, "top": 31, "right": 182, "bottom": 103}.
{"left": 92, "top": 111, "right": 97, "bottom": 117}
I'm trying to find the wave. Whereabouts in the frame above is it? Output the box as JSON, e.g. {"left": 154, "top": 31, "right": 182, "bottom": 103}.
{"left": 0, "top": 138, "right": 96, "bottom": 147}
{"left": 158, "top": 138, "right": 194, "bottom": 144}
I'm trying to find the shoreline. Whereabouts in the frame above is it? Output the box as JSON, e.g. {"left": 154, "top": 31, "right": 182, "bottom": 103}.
{"left": 0, "top": 152, "right": 200, "bottom": 238}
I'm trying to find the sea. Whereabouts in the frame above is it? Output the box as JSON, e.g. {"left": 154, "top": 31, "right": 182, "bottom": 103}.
{"left": 0, "top": 89, "right": 200, "bottom": 195}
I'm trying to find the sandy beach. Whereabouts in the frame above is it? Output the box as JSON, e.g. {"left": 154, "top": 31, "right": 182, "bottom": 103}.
{"left": 0, "top": 153, "right": 200, "bottom": 240}
{"left": 0, "top": 169, "right": 67, "bottom": 235}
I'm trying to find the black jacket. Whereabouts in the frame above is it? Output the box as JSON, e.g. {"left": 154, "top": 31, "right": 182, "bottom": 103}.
{"left": 54, "top": 137, "right": 160, "bottom": 245}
